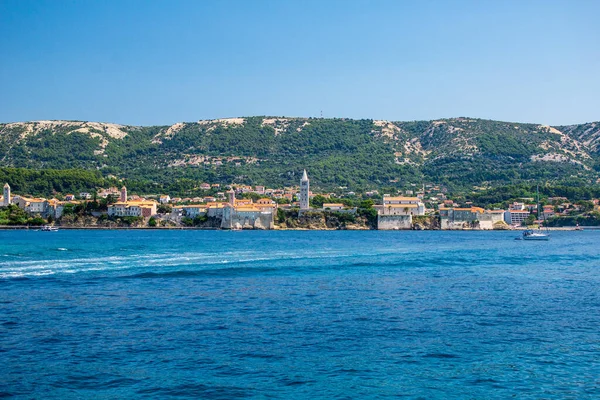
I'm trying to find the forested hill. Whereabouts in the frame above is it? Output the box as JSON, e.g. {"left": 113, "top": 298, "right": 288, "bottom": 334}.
{"left": 0, "top": 117, "right": 599, "bottom": 193}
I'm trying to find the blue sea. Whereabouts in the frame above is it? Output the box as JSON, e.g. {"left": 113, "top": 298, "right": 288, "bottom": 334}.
{"left": 1, "top": 230, "right": 599, "bottom": 399}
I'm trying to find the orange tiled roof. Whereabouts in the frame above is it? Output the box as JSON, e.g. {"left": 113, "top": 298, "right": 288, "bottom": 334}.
{"left": 235, "top": 206, "right": 261, "bottom": 212}
{"left": 384, "top": 196, "right": 421, "bottom": 201}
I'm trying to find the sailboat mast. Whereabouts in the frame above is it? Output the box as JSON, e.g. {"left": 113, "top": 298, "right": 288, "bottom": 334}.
{"left": 537, "top": 184, "right": 539, "bottom": 217}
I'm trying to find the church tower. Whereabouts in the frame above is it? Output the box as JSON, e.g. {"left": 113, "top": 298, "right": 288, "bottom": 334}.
{"left": 300, "top": 170, "right": 310, "bottom": 210}
{"left": 3, "top": 183, "right": 10, "bottom": 206}
{"left": 120, "top": 186, "right": 127, "bottom": 202}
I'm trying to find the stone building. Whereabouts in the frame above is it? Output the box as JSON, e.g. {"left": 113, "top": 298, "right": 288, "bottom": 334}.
{"left": 120, "top": 186, "right": 128, "bottom": 202}
{"left": 299, "top": 170, "right": 310, "bottom": 210}
{"left": 216, "top": 190, "right": 274, "bottom": 229}
{"left": 377, "top": 195, "right": 426, "bottom": 230}
{"left": 440, "top": 207, "right": 506, "bottom": 230}
{"left": 108, "top": 200, "right": 157, "bottom": 218}
{"left": 2, "top": 183, "right": 10, "bottom": 206}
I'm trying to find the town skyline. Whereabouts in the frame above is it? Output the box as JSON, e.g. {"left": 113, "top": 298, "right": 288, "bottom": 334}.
{"left": 3, "top": 168, "right": 599, "bottom": 230}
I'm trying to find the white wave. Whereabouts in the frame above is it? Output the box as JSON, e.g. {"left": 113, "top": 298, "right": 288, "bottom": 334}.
{"left": 0, "top": 247, "right": 391, "bottom": 279}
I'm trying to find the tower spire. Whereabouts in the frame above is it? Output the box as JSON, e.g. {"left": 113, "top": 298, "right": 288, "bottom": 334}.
{"left": 300, "top": 170, "right": 310, "bottom": 210}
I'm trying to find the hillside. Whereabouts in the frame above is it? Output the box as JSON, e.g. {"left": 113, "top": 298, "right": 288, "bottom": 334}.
{"left": 1, "top": 117, "right": 599, "bottom": 193}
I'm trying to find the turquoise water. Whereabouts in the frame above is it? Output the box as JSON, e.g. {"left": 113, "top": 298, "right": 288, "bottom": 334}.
{"left": 1, "top": 230, "right": 599, "bottom": 399}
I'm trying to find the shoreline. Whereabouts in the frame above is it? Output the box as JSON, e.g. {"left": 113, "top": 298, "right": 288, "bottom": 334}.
{"left": 0, "top": 226, "right": 597, "bottom": 231}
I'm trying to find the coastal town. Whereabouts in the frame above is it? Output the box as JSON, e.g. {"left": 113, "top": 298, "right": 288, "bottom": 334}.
{"left": 1, "top": 171, "right": 600, "bottom": 230}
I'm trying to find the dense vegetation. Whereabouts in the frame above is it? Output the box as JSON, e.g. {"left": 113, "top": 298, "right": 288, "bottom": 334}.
{"left": 465, "top": 183, "right": 600, "bottom": 209}
{"left": 545, "top": 212, "right": 600, "bottom": 227}
{"left": 1, "top": 117, "right": 599, "bottom": 195}
{"left": 0, "top": 168, "right": 106, "bottom": 196}
{"left": 0, "top": 205, "right": 46, "bottom": 225}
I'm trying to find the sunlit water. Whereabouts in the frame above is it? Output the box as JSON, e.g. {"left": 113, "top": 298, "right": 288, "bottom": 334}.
{"left": 1, "top": 230, "right": 599, "bottom": 399}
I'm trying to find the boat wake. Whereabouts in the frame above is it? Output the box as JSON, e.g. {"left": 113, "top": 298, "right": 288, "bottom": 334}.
{"left": 0, "top": 249, "right": 380, "bottom": 279}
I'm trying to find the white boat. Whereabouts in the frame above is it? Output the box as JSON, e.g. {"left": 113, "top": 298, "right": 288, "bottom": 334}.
{"left": 522, "top": 229, "right": 549, "bottom": 240}
{"left": 40, "top": 225, "right": 59, "bottom": 232}
{"left": 519, "top": 185, "right": 550, "bottom": 241}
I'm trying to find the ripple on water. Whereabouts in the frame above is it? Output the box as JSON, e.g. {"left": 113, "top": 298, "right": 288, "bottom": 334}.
{"left": 1, "top": 230, "right": 600, "bottom": 399}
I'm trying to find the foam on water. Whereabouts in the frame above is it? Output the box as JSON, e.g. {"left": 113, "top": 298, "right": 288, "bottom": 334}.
{"left": 0, "top": 244, "right": 398, "bottom": 279}
{"left": 1, "top": 230, "right": 600, "bottom": 399}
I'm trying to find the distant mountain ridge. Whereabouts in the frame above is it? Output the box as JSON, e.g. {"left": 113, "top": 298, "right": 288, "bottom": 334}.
{"left": 1, "top": 117, "right": 599, "bottom": 191}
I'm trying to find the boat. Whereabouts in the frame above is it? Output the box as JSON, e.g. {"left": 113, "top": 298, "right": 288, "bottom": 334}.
{"left": 520, "top": 185, "right": 549, "bottom": 241}
{"left": 522, "top": 229, "right": 549, "bottom": 240}
{"left": 575, "top": 224, "right": 584, "bottom": 231}
{"left": 40, "top": 225, "right": 59, "bottom": 232}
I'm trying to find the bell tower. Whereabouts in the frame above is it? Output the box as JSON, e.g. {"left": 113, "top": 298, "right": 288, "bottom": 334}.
{"left": 300, "top": 170, "right": 310, "bottom": 210}
{"left": 3, "top": 183, "right": 10, "bottom": 206}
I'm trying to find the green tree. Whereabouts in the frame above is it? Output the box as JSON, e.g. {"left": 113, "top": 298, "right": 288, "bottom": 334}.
{"left": 523, "top": 214, "right": 536, "bottom": 226}
{"left": 310, "top": 195, "right": 328, "bottom": 208}
{"left": 157, "top": 204, "right": 172, "bottom": 213}
{"left": 28, "top": 216, "right": 47, "bottom": 226}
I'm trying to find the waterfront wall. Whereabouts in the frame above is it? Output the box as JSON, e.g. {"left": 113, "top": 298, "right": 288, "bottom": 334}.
{"left": 221, "top": 208, "right": 274, "bottom": 230}
{"left": 377, "top": 215, "right": 412, "bottom": 230}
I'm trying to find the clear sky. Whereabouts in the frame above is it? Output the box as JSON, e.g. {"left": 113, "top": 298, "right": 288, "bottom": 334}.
{"left": 1, "top": 0, "right": 598, "bottom": 126}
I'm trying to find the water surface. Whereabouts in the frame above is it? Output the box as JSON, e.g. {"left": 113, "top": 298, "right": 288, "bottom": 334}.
{"left": 1, "top": 230, "right": 599, "bottom": 398}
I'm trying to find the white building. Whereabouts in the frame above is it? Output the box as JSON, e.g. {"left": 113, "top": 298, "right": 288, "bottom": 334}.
{"left": 377, "top": 195, "right": 426, "bottom": 230}
{"left": 181, "top": 205, "right": 207, "bottom": 218}
{"left": 300, "top": 170, "right": 310, "bottom": 210}
{"left": 380, "top": 196, "right": 426, "bottom": 216}
{"left": 159, "top": 195, "right": 171, "bottom": 204}
{"left": 13, "top": 196, "right": 48, "bottom": 215}
{"left": 509, "top": 202, "right": 525, "bottom": 211}
{"left": 542, "top": 206, "right": 555, "bottom": 220}
{"left": 108, "top": 200, "right": 157, "bottom": 218}
{"left": 504, "top": 210, "right": 530, "bottom": 225}
{"left": 255, "top": 198, "right": 277, "bottom": 214}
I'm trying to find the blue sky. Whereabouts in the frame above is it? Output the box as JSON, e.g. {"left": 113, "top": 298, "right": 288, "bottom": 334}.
{"left": 0, "top": 0, "right": 598, "bottom": 125}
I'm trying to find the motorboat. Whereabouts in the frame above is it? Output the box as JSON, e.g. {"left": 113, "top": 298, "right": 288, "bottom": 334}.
{"left": 522, "top": 229, "right": 549, "bottom": 240}
{"left": 40, "top": 225, "right": 59, "bottom": 232}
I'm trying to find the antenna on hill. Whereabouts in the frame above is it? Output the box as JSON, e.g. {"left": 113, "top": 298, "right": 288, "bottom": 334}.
{"left": 320, "top": 110, "right": 323, "bottom": 118}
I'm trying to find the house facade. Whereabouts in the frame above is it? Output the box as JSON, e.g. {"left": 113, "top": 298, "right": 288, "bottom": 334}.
{"left": 377, "top": 195, "right": 425, "bottom": 230}
{"left": 504, "top": 210, "right": 530, "bottom": 225}
{"left": 108, "top": 200, "right": 157, "bottom": 218}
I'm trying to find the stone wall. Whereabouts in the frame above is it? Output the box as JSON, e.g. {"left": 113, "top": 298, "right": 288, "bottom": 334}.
{"left": 440, "top": 219, "right": 473, "bottom": 230}
{"left": 221, "top": 208, "right": 274, "bottom": 229}
{"left": 377, "top": 215, "right": 412, "bottom": 230}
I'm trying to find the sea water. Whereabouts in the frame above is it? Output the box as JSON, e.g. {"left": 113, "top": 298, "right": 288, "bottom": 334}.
{"left": 1, "top": 230, "right": 599, "bottom": 399}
